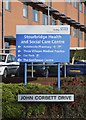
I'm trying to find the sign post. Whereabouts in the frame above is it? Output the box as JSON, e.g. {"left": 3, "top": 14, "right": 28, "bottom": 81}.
{"left": 58, "top": 63, "right": 60, "bottom": 90}
{"left": 64, "top": 63, "right": 67, "bottom": 78}
{"left": 24, "top": 63, "right": 27, "bottom": 86}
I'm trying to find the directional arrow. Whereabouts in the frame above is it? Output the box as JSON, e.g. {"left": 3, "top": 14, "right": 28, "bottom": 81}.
{"left": 18, "top": 50, "right": 21, "bottom": 53}
{"left": 18, "top": 54, "right": 21, "bottom": 57}
{"left": 18, "top": 45, "right": 21, "bottom": 48}
{"left": 17, "top": 58, "right": 22, "bottom": 62}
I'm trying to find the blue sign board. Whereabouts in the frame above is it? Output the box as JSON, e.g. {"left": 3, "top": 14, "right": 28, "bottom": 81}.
{"left": 16, "top": 26, "right": 70, "bottom": 63}
{"left": 16, "top": 25, "right": 70, "bottom": 89}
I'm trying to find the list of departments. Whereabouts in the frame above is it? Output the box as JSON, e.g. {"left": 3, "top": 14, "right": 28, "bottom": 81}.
{"left": 16, "top": 34, "right": 70, "bottom": 62}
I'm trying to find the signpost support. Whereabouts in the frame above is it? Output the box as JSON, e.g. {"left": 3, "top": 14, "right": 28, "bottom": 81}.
{"left": 31, "top": 62, "right": 34, "bottom": 78}
{"left": 58, "top": 63, "right": 60, "bottom": 90}
{"left": 64, "top": 63, "right": 67, "bottom": 78}
{"left": 24, "top": 63, "right": 27, "bottom": 86}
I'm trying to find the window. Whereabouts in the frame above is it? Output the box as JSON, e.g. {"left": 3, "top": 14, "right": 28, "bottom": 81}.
{"left": 5, "top": 42, "right": 9, "bottom": 53}
{"left": 79, "top": 31, "right": 82, "bottom": 40}
{"left": 6, "top": 0, "right": 10, "bottom": 11}
{"left": 73, "top": 28, "right": 77, "bottom": 37}
{"left": 79, "top": 2, "right": 82, "bottom": 12}
{"left": 84, "top": 32, "right": 86, "bottom": 41}
{"left": 74, "top": 0, "right": 77, "bottom": 8}
{"left": 42, "top": 14, "right": 48, "bottom": 25}
{"left": 52, "top": 18, "right": 56, "bottom": 25}
{"left": 23, "top": 4, "right": 28, "bottom": 18}
{"left": 5, "top": 42, "right": 9, "bottom": 49}
{"left": 84, "top": 4, "right": 86, "bottom": 14}
{"left": 32, "top": 9, "right": 39, "bottom": 22}
{"left": 67, "top": 0, "right": 71, "bottom": 3}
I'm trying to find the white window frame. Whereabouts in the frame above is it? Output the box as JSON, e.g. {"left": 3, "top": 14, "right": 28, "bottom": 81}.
{"left": 6, "top": 0, "right": 10, "bottom": 11}
{"left": 79, "top": 2, "right": 82, "bottom": 12}
{"left": 74, "top": 0, "right": 77, "bottom": 8}
{"left": 42, "top": 14, "right": 48, "bottom": 25}
{"left": 23, "top": 4, "right": 28, "bottom": 18}
{"left": 32, "top": 9, "right": 39, "bottom": 22}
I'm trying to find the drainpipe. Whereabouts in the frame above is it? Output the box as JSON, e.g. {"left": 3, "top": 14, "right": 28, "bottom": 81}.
{"left": 2, "top": 0, "right": 4, "bottom": 53}
{"left": 48, "top": 0, "right": 50, "bottom": 25}
{"left": 78, "top": 2, "right": 80, "bottom": 47}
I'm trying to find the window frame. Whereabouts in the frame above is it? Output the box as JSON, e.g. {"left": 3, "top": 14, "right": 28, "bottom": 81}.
{"left": 42, "top": 13, "right": 48, "bottom": 25}
{"left": 85, "top": 32, "right": 86, "bottom": 41}
{"left": 79, "top": 2, "right": 83, "bottom": 12}
{"left": 32, "top": 8, "right": 39, "bottom": 22}
{"left": 5, "top": 41, "right": 10, "bottom": 53}
{"left": 73, "top": 28, "right": 77, "bottom": 38}
{"left": 5, "top": 0, "right": 11, "bottom": 11}
{"left": 5, "top": 42, "right": 10, "bottom": 49}
{"left": 23, "top": 4, "right": 28, "bottom": 18}
{"left": 73, "top": 0, "right": 77, "bottom": 8}
{"left": 67, "top": 0, "right": 72, "bottom": 4}
{"left": 79, "top": 30, "right": 83, "bottom": 40}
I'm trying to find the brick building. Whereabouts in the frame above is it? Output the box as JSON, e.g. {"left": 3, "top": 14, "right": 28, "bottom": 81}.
{"left": 0, "top": 0, "right": 86, "bottom": 59}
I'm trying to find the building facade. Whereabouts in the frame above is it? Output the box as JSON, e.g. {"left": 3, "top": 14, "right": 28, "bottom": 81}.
{"left": 0, "top": 0, "right": 86, "bottom": 59}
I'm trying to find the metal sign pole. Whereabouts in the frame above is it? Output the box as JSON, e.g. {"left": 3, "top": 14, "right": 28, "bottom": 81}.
{"left": 64, "top": 63, "right": 67, "bottom": 78}
{"left": 31, "top": 62, "right": 34, "bottom": 78}
{"left": 58, "top": 63, "right": 60, "bottom": 90}
{"left": 24, "top": 63, "right": 27, "bottom": 86}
